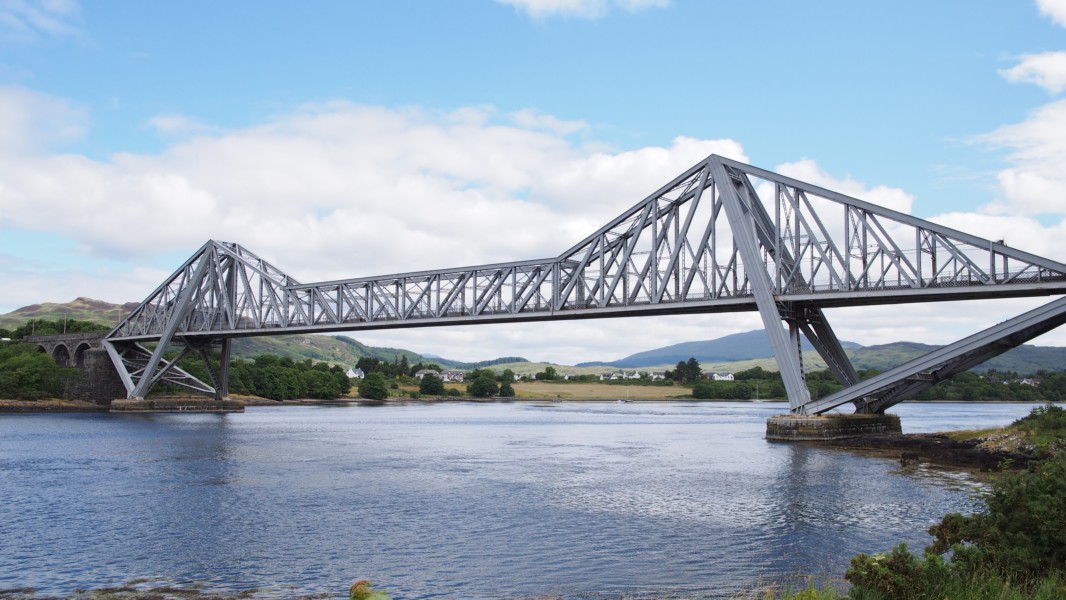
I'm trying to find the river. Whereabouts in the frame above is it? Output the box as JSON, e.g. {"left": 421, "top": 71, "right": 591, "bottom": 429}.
{"left": 0, "top": 401, "right": 1043, "bottom": 599}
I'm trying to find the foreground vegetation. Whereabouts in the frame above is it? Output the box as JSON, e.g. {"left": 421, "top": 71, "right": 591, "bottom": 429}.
{"left": 760, "top": 404, "right": 1066, "bottom": 599}
{"left": 0, "top": 340, "right": 77, "bottom": 400}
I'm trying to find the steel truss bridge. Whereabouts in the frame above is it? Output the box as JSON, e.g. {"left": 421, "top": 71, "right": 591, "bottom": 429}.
{"left": 103, "top": 155, "right": 1066, "bottom": 415}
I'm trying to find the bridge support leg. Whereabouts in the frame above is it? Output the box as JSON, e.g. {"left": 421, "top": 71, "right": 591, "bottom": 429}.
{"left": 713, "top": 160, "right": 813, "bottom": 412}
{"left": 794, "top": 308, "right": 860, "bottom": 387}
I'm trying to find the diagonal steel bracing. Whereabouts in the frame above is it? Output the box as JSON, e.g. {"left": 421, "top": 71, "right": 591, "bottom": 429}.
{"left": 105, "top": 156, "right": 1066, "bottom": 411}
{"left": 802, "top": 295, "right": 1066, "bottom": 415}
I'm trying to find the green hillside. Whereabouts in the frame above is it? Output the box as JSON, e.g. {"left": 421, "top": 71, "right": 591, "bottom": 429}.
{"left": 847, "top": 342, "right": 1066, "bottom": 374}
{"left": 0, "top": 297, "right": 140, "bottom": 329}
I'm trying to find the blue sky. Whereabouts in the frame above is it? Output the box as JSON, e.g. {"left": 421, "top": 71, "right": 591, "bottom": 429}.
{"left": 3, "top": 0, "right": 1066, "bottom": 363}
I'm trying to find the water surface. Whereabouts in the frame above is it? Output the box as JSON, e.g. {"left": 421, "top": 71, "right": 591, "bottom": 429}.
{"left": 0, "top": 401, "right": 1040, "bottom": 598}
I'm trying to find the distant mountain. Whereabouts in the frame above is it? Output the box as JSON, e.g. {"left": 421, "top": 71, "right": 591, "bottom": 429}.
{"left": 849, "top": 341, "right": 1066, "bottom": 374}
{"left": 577, "top": 330, "right": 860, "bottom": 369}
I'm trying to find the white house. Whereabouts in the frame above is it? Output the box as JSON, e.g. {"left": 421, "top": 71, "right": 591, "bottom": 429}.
{"left": 440, "top": 370, "right": 465, "bottom": 382}
{"left": 711, "top": 372, "right": 734, "bottom": 381}
{"left": 346, "top": 368, "right": 365, "bottom": 379}
{"left": 414, "top": 369, "right": 441, "bottom": 380}
{"left": 651, "top": 372, "right": 666, "bottom": 381}
{"left": 622, "top": 370, "right": 641, "bottom": 380}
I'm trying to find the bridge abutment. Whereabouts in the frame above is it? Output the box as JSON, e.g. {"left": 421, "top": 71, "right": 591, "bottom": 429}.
{"left": 766, "top": 413, "right": 901, "bottom": 441}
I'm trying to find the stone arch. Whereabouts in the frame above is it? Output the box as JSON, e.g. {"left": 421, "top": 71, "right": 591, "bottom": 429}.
{"left": 52, "top": 344, "right": 71, "bottom": 367}
{"left": 73, "top": 342, "right": 92, "bottom": 368}
{"left": 36, "top": 344, "right": 47, "bottom": 354}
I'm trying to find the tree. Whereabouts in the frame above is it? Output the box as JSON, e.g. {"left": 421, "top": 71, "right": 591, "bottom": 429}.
{"left": 535, "top": 366, "right": 559, "bottom": 381}
{"left": 419, "top": 373, "right": 445, "bottom": 396}
{"left": 358, "top": 372, "right": 389, "bottom": 400}
{"left": 499, "top": 381, "right": 515, "bottom": 397}
{"left": 498, "top": 369, "right": 515, "bottom": 383}
{"left": 0, "top": 343, "right": 74, "bottom": 399}
{"left": 670, "top": 357, "right": 702, "bottom": 383}
{"left": 467, "top": 371, "right": 499, "bottom": 397}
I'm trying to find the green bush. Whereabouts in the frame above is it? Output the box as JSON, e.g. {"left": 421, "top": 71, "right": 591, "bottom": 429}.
{"left": 0, "top": 343, "right": 76, "bottom": 399}
{"left": 927, "top": 452, "right": 1066, "bottom": 581}
{"left": 845, "top": 544, "right": 952, "bottom": 598}
{"left": 843, "top": 442, "right": 1066, "bottom": 597}
{"left": 1010, "top": 403, "right": 1066, "bottom": 448}
{"left": 358, "top": 372, "right": 389, "bottom": 401}
{"left": 418, "top": 373, "right": 445, "bottom": 396}
{"left": 467, "top": 371, "right": 498, "bottom": 397}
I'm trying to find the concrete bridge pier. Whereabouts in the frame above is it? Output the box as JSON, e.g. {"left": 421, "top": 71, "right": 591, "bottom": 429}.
{"left": 765, "top": 413, "right": 901, "bottom": 441}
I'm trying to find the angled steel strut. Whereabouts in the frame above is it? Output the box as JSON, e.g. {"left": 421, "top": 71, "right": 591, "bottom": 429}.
{"left": 104, "top": 155, "right": 1066, "bottom": 412}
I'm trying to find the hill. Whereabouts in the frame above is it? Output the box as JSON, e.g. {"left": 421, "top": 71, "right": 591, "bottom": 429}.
{"left": 0, "top": 297, "right": 141, "bottom": 329}
{"left": 848, "top": 341, "right": 1066, "bottom": 374}
{"left": 577, "top": 329, "right": 861, "bottom": 368}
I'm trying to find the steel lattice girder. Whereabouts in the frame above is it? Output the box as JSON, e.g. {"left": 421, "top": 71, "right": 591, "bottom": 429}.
{"left": 104, "top": 155, "right": 1066, "bottom": 407}
{"left": 801, "top": 295, "right": 1066, "bottom": 415}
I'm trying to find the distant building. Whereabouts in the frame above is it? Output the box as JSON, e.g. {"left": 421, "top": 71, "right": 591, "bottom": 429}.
{"left": 414, "top": 369, "right": 441, "bottom": 380}
{"left": 711, "top": 372, "right": 734, "bottom": 381}
{"left": 622, "top": 370, "right": 641, "bottom": 380}
{"left": 651, "top": 371, "right": 666, "bottom": 381}
{"left": 346, "top": 368, "right": 365, "bottom": 379}
{"left": 440, "top": 370, "right": 465, "bottom": 382}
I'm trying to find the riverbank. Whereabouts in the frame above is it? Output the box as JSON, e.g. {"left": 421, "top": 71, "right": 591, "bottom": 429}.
{"left": 817, "top": 410, "right": 1062, "bottom": 471}
{"left": 0, "top": 399, "right": 108, "bottom": 412}
{"left": 816, "top": 431, "right": 1035, "bottom": 471}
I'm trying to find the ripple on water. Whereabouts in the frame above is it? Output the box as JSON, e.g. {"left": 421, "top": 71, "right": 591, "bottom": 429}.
{"left": 0, "top": 402, "right": 1039, "bottom": 598}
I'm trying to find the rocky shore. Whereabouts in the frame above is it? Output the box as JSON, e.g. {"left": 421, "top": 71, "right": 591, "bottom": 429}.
{"left": 818, "top": 430, "right": 1040, "bottom": 471}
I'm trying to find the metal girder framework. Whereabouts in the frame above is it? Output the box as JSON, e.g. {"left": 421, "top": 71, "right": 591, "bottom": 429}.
{"left": 104, "top": 155, "right": 1066, "bottom": 410}
{"left": 803, "top": 295, "right": 1066, "bottom": 415}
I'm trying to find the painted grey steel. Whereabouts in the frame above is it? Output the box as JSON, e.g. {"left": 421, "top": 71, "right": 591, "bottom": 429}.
{"left": 104, "top": 155, "right": 1066, "bottom": 411}
{"left": 802, "top": 295, "right": 1066, "bottom": 415}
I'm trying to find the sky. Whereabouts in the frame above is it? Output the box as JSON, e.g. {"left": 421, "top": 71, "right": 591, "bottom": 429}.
{"left": 3, "top": 0, "right": 1066, "bottom": 364}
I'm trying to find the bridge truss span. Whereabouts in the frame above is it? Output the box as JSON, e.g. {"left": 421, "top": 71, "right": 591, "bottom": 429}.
{"left": 103, "top": 155, "right": 1066, "bottom": 413}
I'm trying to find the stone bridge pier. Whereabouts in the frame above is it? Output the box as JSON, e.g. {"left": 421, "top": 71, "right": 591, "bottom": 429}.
{"left": 25, "top": 332, "right": 126, "bottom": 405}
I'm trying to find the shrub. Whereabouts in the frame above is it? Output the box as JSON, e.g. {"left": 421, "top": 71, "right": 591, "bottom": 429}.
{"left": 467, "top": 371, "right": 498, "bottom": 397}
{"left": 418, "top": 373, "right": 445, "bottom": 396}
{"left": 358, "top": 372, "right": 389, "bottom": 401}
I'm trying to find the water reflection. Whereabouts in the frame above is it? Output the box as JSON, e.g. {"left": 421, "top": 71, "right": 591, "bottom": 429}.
{"left": 0, "top": 402, "right": 1036, "bottom": 599}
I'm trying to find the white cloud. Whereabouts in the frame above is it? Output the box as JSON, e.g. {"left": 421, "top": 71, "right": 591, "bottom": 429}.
{"left": 495, "top": 0, "right": 669, "bottom": 20}
{"left": 0, "top": 85, "right": 86, "bottom": 153}
{"left": 146, "top": 113, "right": 216, "bottom": 137}
{"left": 5, "top": 85, "right": 1066, "bottom": 364}
{"left": 0, "top": 90, "right": 739, "bottom": 312}
{"left": 977, "top": 98, "right": 1066, "bottom": 216}
{"left": 1038, "top": 0, "right": 1066, "bottom": 27}
{"left": 0, "top": 0, "right": 80, "bottom": 42}
{"left": 511, "top": 109, "right": 587, "bottom": 135}
{"left": 772, "top": 158, "right": 916, "bottom": 214}
{"left": 999, "top": 51, "right": 1066, "bottom": 93}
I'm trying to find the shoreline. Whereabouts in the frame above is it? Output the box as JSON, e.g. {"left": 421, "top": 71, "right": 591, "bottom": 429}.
{"left": 812, "top": 431, "right": 1039, "bottom": 471}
